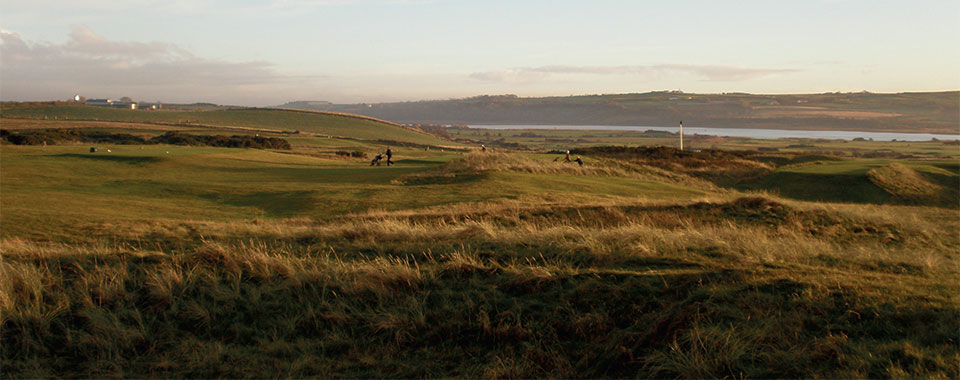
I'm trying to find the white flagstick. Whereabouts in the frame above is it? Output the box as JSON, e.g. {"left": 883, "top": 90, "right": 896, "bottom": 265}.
{"left": 679, "top": 120, "right": 684, "bottom": 151}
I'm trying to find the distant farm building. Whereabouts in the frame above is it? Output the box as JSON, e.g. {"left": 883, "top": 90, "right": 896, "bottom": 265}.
{"left": 85, "top": 98, "right": 138, "bottom": 109}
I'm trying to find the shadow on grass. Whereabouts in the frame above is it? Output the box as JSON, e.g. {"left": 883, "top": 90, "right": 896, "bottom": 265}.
{"left": 736, "top": 171, "right": 892, "bottom": 204}
{"left": 53, "top": 153, "right": 164, "bottom": 165}
{"left": 200, "top": 190, "right": 316, "bottom": 217}
{"left": 931, "top": 162, "right": 960, "bottom": 174}
{"left": 393, "top": 172, "right": 487, "bottom": 186}
{"left": 395, "top": 159, "right": 448, "bottom": 165}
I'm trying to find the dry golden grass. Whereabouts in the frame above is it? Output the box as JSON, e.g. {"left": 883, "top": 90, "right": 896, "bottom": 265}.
{"left": 7, "top": 194, "right": 953, "bottom": 279}
{"left": 3, "top": 195, "right": 958, "bottom": 378}
{"left": 393, "top": 152, "right": 720, "bottom": 189}
{"left": 867, "top": 163, "right": 945, "bottom": 201}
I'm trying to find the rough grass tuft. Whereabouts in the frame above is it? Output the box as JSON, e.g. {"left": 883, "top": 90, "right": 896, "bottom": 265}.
{"left": 3, "top": 194, "right": 957, "bottom": 378}
{"left": 393, "top": 152, "right": 717, "bottom": 189}
{"left": 867, "top": 163, "right": 947, "bottom": 204}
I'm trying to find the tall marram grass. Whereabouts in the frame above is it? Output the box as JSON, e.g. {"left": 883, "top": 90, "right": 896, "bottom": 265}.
{"left": 867, "top": 163, "right": 957, "bottom": 205}
{"left": 393, "top": 152, "right": 718, "bottom": 189}
{"left": 3, "top": 196, "right": 959, "bottom": 378}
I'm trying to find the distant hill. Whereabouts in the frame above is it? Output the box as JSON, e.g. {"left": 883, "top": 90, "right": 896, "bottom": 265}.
{"left": 282, "top": 100, "right": 333, "bottom": 108}
{"left": 0, "top": 102, "right": 454, "bottom": 146}
{"left": 278, "top": 91, "right": 960, "bottom": 134}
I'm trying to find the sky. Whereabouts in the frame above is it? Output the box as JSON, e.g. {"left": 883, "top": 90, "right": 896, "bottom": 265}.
{"left": 1, "top": 0, "right": 958, "bottom": 106}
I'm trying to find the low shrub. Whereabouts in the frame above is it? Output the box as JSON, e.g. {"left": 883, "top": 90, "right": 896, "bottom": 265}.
{"left": 0, "top": 129, "right": 291, "bottom": 150}
{"left": 335, "top": 150, "right": 367, "bottom": 158}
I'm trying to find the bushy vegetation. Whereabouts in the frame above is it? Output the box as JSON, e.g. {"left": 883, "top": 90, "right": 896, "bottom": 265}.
{"left": 335, "top": 150, "right": 367, "bottom": 158}
{"left": 151, "top": 132, "right": 292, "bottom": 150}
{"left": 0, "top": 129, "right": 291, "bottom": 150}
{"left": 0, "top": 128, "right": 147, "bottom": 145}
{"left": 409, "top": 124, "right": 452, "bottom": 138}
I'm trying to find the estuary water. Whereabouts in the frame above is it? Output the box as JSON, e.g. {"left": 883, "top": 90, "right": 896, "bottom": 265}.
{"left": 468, "top": 124, "right": 960, "bottom": 142}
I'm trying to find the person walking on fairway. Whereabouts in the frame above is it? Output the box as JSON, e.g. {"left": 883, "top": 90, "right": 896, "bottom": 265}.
{"left": 385, "top": 147, "right": 394, "bottom": 166}
{"left": 564, "top": 150, "right": 571, "bottom": 162}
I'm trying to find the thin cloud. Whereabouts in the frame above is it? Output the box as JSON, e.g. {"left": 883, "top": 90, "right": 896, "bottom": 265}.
{"left": 530, "top": 65, "right": 653, "bottom": 75}
{"left": 64, "top": 25, "right": 190, "bottom": 58}
{"left": 654, "top": 64, "right": 799, "bottom": 81}
{"left": 0, "top": 26, "right": 320, "bottom": 105}
{"left": 469, "top": 69, "right": 550, "bottom": 84}
{"left": 471, "top": 64, "right": 799, "bottom": 83}
{"left": 256, "top": 0, "right": 435, "bottom": 12}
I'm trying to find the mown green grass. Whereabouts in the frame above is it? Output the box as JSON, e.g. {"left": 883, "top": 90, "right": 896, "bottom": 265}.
{"left": 1, "top": 145, "right": 698, "bottom": 241}
{"left": 0, "top": 144, "right": 422, "bottom": 238}
{"left": 2, "top": 143, "right": 958, "bottom": 378}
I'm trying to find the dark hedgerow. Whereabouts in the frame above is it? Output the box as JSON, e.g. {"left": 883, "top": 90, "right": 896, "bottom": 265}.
{"left": 335, "top": 150, "right": 367, "bottom": 158}
{"left": 150, "top": 132, "right": 292, "bottom": 150}
{"left": 0, "top": 129, "right": 291, "bottom": 150}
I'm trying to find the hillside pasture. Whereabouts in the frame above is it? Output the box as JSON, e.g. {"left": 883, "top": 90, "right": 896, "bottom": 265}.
{"left": 1, "top": 104, "right": 453, "bottom": 147}
{"left": 0, "top": 146, "right": 707, "bottom": 241}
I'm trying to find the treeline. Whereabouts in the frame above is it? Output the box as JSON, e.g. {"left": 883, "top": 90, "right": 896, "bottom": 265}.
{"left": 0, "top": 129, "right": 291, "bottom": 150}
{"left": 408, "top": 124, "right": 451, "bottom": 138}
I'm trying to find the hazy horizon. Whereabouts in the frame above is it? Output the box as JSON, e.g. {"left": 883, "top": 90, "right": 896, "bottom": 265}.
{"left": 2, "top": 0, "right": 958, "bottom": 107}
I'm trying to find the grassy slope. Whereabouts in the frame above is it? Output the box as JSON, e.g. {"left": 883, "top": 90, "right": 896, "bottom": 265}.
{"left": 737, "top": 159, "right": 959, "bottom": 205}
{"left": 455, "top": 127, "right": 959, "bottom": 206}
{"left": 0, "top": 104, "right": 452, "bottom": 146}
{"left": 2, "top": 145, "right": 958, "bottom": 378}
{"left": 0, "top": 146, "right": 699, "bottom": 240}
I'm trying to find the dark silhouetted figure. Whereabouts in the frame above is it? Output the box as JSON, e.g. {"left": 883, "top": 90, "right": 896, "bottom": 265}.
{"left": 481, "top": 144, "right": 486, "bottom": 152}
{"left": 386, "top": 147, "right": 394, "bottom": 166}
{"left": 574, "top": 156, "right": 583, "bottom": 166}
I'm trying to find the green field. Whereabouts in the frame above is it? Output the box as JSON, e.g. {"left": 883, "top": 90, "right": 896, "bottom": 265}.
{"left": 1, "top": 103, "right": 453, "bottom": 146}
{"left": 2, "top": 106, "right": 959, "bottom": 378}
{"left": 2, "top": 145, "right": 703, "bottom": 240}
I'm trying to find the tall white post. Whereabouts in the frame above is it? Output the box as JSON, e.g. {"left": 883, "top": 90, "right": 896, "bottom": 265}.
{"left": 679, "top": 120, "right": 684, "bottom": 151}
